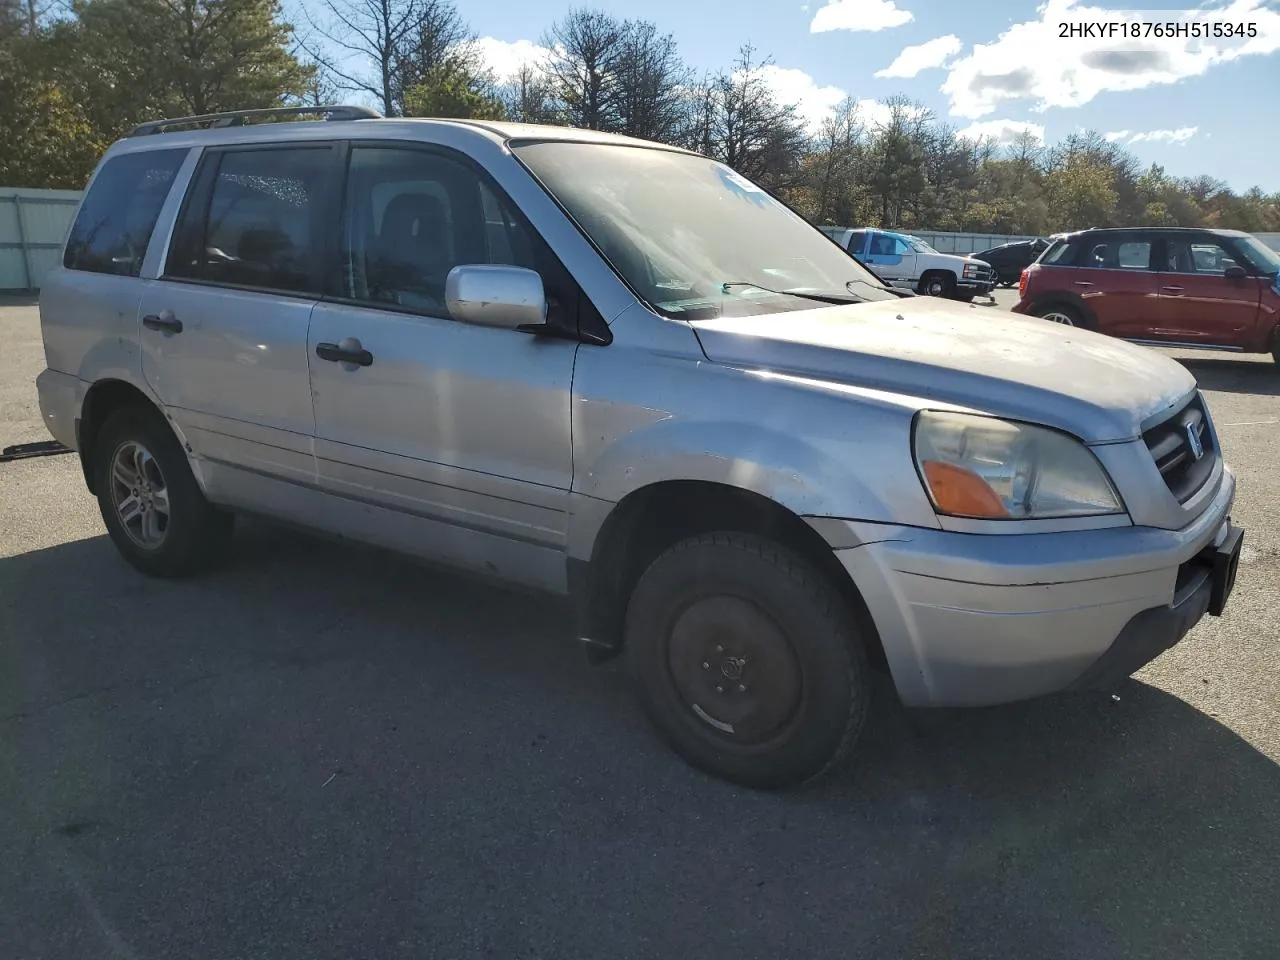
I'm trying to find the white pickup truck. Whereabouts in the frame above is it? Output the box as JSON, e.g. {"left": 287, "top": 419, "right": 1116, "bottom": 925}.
{"left": 820, "top": 227, "right": 996, "bottom": 301}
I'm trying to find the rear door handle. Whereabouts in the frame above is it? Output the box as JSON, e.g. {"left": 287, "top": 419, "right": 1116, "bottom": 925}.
{"left": 1073, "top": 280, "right": 1093, "bottom": 287}
{"left": 1162, "top": 285, "right": 1185, "bottom": 293}
{"left": 142, "top": 312, "right": 183, "bottom": 334}
{"left": 316, "top": 342, "right": 374, "bottom": 367}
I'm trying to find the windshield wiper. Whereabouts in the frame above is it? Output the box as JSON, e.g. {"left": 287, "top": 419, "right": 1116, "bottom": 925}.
{"left": 845, "top": 278, "right": 913, "bottom": 299}
{"left": 720, "top": 281, "right": 866, "bottom": 304}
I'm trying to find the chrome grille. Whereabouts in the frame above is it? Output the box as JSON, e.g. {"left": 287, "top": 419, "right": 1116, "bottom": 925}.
{"left": 1143, "top": 394, "right": 1216, "bottom": 503}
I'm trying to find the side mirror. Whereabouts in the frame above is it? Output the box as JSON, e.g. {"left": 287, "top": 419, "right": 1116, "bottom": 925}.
{"left": 1224, "top": 264, "right": 1248, "bottom": 280}
{"left": 445, "top": 264, "right": 547, "bottom": 331}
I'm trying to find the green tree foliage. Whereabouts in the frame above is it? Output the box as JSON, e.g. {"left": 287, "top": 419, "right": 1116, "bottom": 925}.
{"left": 0, "top": 0, "right": 311, "bottom": 187}
{"left": 63, "top": 0, "right": 312, "bottom": 128}
{"left": 403, "top": 63, "right": 506, "bottom": 119}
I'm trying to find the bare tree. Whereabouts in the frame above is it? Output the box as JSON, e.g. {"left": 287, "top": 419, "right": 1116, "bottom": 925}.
{"left": 302, "top": 0, "right": 424, "bottom": 115}
{"left": 502, "top": 63, "right": 559, "bottom": 124}
{"left": 611, "top": 19, "right": 689, "bottom": 142}
{"left": 542, "top": 7, "right": 624, "bottom": 130}
{"left": 702, "top": 46, "right": 808, "bottom": 190}
{"left": 808, "top": 98, "right": 869, "bottom": 225}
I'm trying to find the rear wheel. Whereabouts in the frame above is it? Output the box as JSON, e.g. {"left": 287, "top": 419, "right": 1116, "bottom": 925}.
{"left": 1034, "top": 303, "right": 1085, "bottom": 328}
{"left": 624, "top": 532, "right": 871, "bottom": 789}
{"left": 94, "top": 404, "right": 234, "bottom": 577}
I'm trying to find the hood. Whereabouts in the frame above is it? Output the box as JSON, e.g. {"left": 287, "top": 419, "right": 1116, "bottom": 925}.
{"left": 933, "top": 251, "right": 986, "bottom": 269}
{"left": 691, "top": 297, "right": 1196, "bottom": 443}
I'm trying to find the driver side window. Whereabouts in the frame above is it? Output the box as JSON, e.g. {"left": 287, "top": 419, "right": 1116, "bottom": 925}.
{"left": 339, "top": 146, "right": 539, "bottom": 315}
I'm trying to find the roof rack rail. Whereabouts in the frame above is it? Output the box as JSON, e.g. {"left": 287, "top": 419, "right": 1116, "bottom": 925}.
{"left": 129, "top": 105, "right": 382, "bottom": 137}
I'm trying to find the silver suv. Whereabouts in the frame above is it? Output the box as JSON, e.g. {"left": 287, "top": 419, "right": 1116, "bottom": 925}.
{"left": 36, "top": 106, "right": 1244, "bottom": 789}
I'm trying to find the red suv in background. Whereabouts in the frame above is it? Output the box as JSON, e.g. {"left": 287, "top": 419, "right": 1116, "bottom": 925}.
{"left": 1013, "top": 227, "right": 1280, "bottom": 365}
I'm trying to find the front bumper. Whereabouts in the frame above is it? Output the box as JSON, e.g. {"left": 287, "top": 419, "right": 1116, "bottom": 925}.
{"left": 957, "top": 278, "right": 995, "bottom": 295}
{"left": 829, "top": 465, "right": 1238, "bottom": 708}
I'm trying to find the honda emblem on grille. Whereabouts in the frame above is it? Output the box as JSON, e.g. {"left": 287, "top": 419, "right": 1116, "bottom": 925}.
{"left": 1185, "top": 421, "right": 1204, "bottom": 460}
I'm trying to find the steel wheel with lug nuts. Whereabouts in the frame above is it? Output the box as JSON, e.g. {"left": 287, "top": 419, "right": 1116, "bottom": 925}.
{"left": 625, "top": 532, "right": 872, "bottom": 789}
{"left": 109, "top": 440, "right": 171, "bottom": 548}
{"left": 94, "top": 404, "right": 234, "bottom": 578}
{"left": 668, "top": 596, "right": 803, "bottom": 744}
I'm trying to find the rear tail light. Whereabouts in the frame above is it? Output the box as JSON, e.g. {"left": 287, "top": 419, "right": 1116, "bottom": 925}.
{"left": 1018, "top": 269, "right": 1029, "bottom": 300}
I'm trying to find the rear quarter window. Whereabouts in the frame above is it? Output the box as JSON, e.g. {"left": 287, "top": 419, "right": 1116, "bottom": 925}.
{"left": 1039, "top": 239, "right": 1079, "bottom": 266}
{"left": 63, "top": 149, "right": 188, "bottom": 277}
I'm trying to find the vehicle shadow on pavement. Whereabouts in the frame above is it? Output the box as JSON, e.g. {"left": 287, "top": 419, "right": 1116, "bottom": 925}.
{"left": 2, "top": 523, "right": 1277, "bottom": 959}
{"left": 1178, "top": 356, "right": 1280, "bottom": 397}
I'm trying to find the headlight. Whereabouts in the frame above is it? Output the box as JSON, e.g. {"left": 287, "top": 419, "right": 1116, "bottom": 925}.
{"left": 912, "top": 411, "right": 1124, "bottom": 519}
{"left": 963, "top": 263, "right": 980, "bottom": 278}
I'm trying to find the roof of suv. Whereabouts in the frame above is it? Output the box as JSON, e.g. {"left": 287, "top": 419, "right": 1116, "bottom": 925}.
{"left": 116, "top": 109, "right": 695, "bottom": 156}
{"left": 1054, "top": 226, "right": 1250, "bottom": 240}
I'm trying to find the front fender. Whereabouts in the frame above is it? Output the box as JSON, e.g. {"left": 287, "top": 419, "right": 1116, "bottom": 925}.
{"left": 576, "top": 417, "right": 890, "bottom": 519}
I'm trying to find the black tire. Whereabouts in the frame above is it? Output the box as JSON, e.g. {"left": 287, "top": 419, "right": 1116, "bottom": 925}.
{"left": 93, "top": 404, "right": 234, "bottom": 577}
{"left": 1032, "top": 302, "right": 1087, "bottom": 329}
{"left": 918, "top": 272, "right": 955, "bottom": 298}
{"left": 624, "top": 532, "right": 871, "bottom": 789}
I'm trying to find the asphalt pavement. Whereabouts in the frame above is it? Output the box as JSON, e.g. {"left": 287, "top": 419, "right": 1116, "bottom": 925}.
{"left": 2, "top": 292, "right": 1278, "bottom": 959}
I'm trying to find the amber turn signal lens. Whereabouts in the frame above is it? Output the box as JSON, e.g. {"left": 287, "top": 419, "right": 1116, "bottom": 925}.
{"left": 921, "top": 460, "right": 1010, "bottom": 518}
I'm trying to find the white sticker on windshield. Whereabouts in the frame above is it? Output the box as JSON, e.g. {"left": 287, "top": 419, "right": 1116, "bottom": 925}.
{"left": 719, "top": 168, "right": 767, "bottom": 194}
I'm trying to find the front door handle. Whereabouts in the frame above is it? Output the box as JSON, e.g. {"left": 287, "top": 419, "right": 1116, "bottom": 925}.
{"left": 1162, "top": 285, "right": 1185, "bottom": 293}
{"left": 142, "top": 312, "right": 183, "bottom": 334}
{"left": 316, "top": 341, "right": 373, "bottom": 367}
{"left": 1073, "top": 280, "right": 1093, "bottom": 287}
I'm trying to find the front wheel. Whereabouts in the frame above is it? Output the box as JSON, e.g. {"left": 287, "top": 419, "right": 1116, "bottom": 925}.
{"left": 625, "top": 533, "right": 871, "bottom": 789}
{"left": 918, "top": 273, "right": 955, "bottom": 298}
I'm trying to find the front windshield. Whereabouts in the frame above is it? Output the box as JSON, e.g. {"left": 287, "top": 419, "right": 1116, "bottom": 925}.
{"left": 1236, "top": 235, "right": 1280, "bottom": 275}
{"left": 906, "top": 237, "right": 937, "bottom": 254}
{"left": 512, "top": 141, "right": 900, "bottom": 318}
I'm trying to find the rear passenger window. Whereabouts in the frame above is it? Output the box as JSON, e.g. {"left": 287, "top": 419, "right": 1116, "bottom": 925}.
{"left": 63, "top": 149, "right": 187, "bottom": 277}
{"left": 338, "top": 146, "right": 539, "bottom": 314}
{"left": 1084, "top": 240, "right": 1152, "bottom": 270}
{"left": 166, "top": 147, "right": 332, "bottom": 295}
{"left": 845, "top": 230, "right": 867, "bottom": 252}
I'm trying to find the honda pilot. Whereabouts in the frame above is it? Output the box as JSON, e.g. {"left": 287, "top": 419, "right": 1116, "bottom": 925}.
{"left": 36, "top": 107, "right": 1244, "bottom": 789}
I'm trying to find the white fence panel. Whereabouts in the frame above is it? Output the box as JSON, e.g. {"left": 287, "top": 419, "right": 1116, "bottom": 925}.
{"left": 0, "top": 188, "right": 82, "bottom": 292}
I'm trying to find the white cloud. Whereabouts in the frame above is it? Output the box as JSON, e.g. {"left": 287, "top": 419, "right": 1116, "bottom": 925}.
{"left": 852, "top": 99, "right": 899, "bottom": 127}
{"left": 941, "top": 0, "right": 1280, "bottom": 119}
{"left": 751, "top": 65, "right": 899, "bottom": 132}
{"left": 1105, "top": 126, "right": 1199, "bottom": 145}
{"left": 1130, "top": 127, "right": 1198, "bottom": 144}
{"left": 756, "top": 64, "right": 849, "bottom": 131}
{"left": 473, "top": 37, "right": 549, "bottom": 82}
{"left": 810, "top": 0, "right": 913, "bottom": 33}
{"left": 955, "top": 119, "right": 1046, "bottom": 145}
{"left": 875, "top": 35, "right": 963, "bottom": 78}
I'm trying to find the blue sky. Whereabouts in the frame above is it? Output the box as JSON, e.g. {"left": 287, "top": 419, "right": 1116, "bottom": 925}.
{"left": 302, "top": 0, "right": 1280, "bottom": 191}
